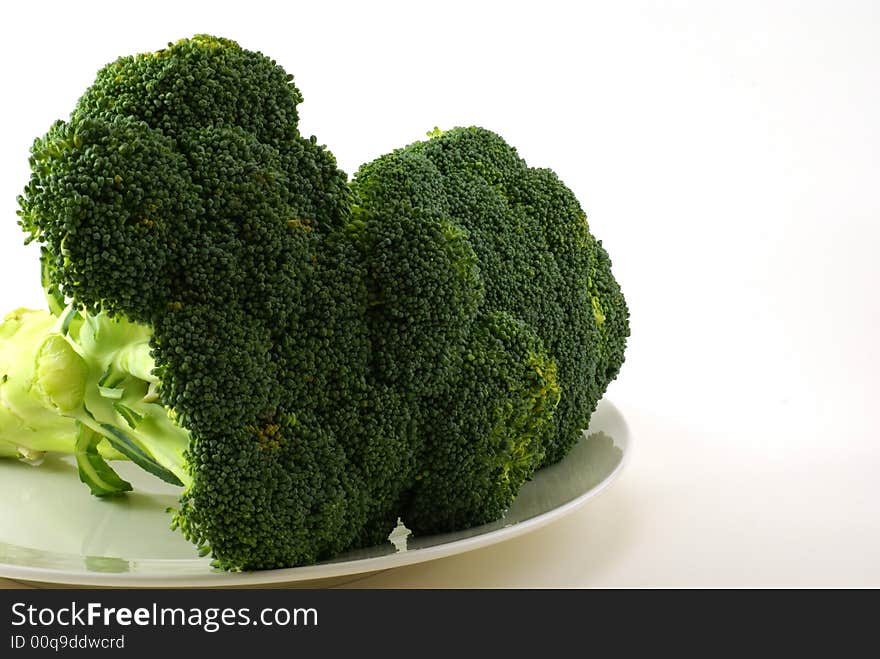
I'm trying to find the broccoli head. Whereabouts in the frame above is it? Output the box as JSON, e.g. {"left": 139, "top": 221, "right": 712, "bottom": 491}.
{"left": 15, "top": 35, "right": 400, "bottom": 570}
{"left": 6, "top": 36, "right": 629, "bottom": 570}
{"left": 352, "top": 127, "right": 630, "bottom": 469}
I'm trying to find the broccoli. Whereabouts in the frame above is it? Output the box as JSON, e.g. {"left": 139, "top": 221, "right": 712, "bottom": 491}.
{"left": 351, "top": 126, "right": 630, "bottom": 485}
{"left": 14, "top": 35, "right": 384, "bottom": 570}
{"left": 3, "top": 35, "right": 629, "bottom": 570}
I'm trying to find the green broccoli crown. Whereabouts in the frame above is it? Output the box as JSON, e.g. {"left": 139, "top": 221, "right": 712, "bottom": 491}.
{"left": 352, "top": 126, "right": 630, "bottom": 473}
{"left": 16, "top": 35, "right": 380, "bottom": 570}
{"left": 10, "top": 35, "right": 629, "bottom": 570}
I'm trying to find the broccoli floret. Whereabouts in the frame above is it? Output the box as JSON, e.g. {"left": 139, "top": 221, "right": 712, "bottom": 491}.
{"left": 15, "top": 35, "right": 385, "bottom": 570}
{"left": 348, "top": 128, "right": 622, "bottom": 533}
{"left": 352, "top": 127, "right": 630, "bottom": 467}
{"left": 20, "top": 116, "right": 201, "bottom": 321}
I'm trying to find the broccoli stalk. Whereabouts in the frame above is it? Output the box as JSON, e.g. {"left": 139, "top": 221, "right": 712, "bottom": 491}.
{"left": 0, "top": 308, "right": 77, "bottom": 459}
{"left": 0, "top": 306, "right": 190, "bottom": 495}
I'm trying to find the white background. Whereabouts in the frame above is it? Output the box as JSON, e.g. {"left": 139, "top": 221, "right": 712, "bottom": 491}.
{"left": 1, "top": 1, "right": 878, "bottom": 587}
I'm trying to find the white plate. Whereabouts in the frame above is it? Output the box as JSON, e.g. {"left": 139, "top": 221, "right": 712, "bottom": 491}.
{"left": 0, "top": 399, "right": 629, "bottom": 587}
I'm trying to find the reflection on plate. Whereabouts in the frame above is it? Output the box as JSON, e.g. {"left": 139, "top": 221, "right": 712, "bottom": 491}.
{"left": 0, "top": 399, "right": 628, "bottom": 587}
